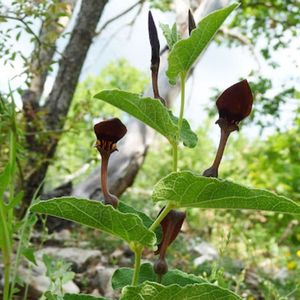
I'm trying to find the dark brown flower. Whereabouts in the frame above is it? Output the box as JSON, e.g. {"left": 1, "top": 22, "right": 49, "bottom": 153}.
{"left": 154, "top": 210, "right": 186, "bottom": 276}
{"left": 188, "top": 10, "right": 196, "bottom": 35}
{"left": 216, "top": 79, "right": 253, "bottom": 124}
{"left": 94, "top": 118, "right": 127, "bottom": 208}
{"left": 94, "top": 118, "right": 127, "bottom": 154}
{"left": 148, "top": 11, "right": 165, "bottom": 105}
{"left": 203, "top": 80, "right": 253, "bottom": 178}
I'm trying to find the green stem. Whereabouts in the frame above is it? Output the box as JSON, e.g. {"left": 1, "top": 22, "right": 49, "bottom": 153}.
{"left": 149, "top": 201, "right": 174, "bottom": 232}
{"left": 131, "top": 245, "right": 142, "bottom": 286}
{"left": 0, "top": 202, "right": 11, "bottom": 300}
{"left": 8, "top": 130, "right": 16, "bottom": 233}
{"left": 178, "top": 72, "right": 186, "bottom": 138}
{"left": 172, "top": 143, "right": 178, "bottom": 172}
{"left": 9, "top": 209, "right": 31, "bottom": 300}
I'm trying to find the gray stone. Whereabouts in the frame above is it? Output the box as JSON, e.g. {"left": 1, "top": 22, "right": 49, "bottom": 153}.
{"left": 36, "top": 247, "right": 102, "bottom": 272}
{"left": 92, "top": 265, "right": 116, "bottom": 298}
{"left": 193, "top": 241, "right": 218, "bottom": 266}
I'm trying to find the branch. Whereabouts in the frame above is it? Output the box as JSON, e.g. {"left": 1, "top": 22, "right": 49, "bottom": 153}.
{"left": 0, "top": 14, "right": 41, "bottom": 45}
{"left": 95, "top": 0, "right": 144, "bottom": 36}
{"left": 219, "top": 27, "right": 261, "bottom": 71}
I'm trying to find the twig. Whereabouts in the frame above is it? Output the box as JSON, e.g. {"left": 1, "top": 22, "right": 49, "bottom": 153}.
{"left": 0, "top": 14, "right": 41, "bottom": 45}
{"left": 219, "top": 27, "right": 261, "bottom": 71}
{"left": 126, "top": 1, "right": 145, "bottom": 38}
{"left": 278, "top": 220, "right": 299, "bottom": 245}
{"left": 95, "top": 0, "right": 144, "bottom": 37}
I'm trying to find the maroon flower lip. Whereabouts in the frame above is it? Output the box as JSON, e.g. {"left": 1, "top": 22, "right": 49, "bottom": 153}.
{"left": 216, "top": 79, "right": 253, "bottom": 124}
{"left": 94, "top": 117, "right": 127, "bottom": 144}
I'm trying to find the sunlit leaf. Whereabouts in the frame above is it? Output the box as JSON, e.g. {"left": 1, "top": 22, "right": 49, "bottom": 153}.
{"left": 153, "top": 171, "right": 300, "bottom": 213}
{"left": 30, "top": 197, "right": 156, "bottom": 248}
{"left": 166, "top": 3, "right": 239, "bottom": 84}
{"left": 95, "top": 90, "right": 197, "bottom": 148}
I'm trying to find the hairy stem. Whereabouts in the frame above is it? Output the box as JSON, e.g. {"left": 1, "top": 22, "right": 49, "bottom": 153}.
{"left": 149, "top": 201, "right": 174, "bottom": 232}
{"left": 211, "top": 128, "right": 230, "bottom": 170}
{"left": 172, "top": 143, "right": 178, "bottom": 172}
{"left": 132, "top": 245, "right": 143, "bottom": 286}
{"left": 100, "top": 151, "right": 110, "bottom": 197}
{"left": 178, "top": 72, "right": 186, "bottom": 137}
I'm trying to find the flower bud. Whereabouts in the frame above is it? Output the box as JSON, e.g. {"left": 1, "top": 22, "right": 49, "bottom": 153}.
{"left": 154, "top": 258, "right": 168, "bottom": 276}
{"left": 188, "top": 10, "right": 196, "bottom": 35}
{"left": 216, "top": 79, "right": 253, "bottom": 125}
{"left": 148, "top": 11, "right": 166, "bottom": 105}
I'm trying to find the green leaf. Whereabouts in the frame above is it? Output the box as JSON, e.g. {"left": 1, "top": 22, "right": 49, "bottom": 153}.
{"left": 22, "top": 247, "right": 37, "bottom": 266}
{"left": 159, "top": 23, "right": 181, "bottom": 50}
{"left": 118, "top": 202, "right": 162, "bottom": 242}
{"left": 30, "top": 197, "right": 156, "bottom": 248}
{"left": 152, "top": 171, "right": 300, "bottom": 213}
{"left": 0, "top": 164, "right": 10, "bottom": 197}
{"left": 95, "top": 90, "right": 177, "bottom": 143}
{"left": 7, "top": 191, "right": 23, "bottom": 209}
{"left": 112, "top": 263, "right": 206, "bottom": 290}
{"left": 94, "top": 90, "right": 197, "bottom": 148}
{"left": 169, "top": 113, "right": 198, "bottom": 148}
{"left": 64, "top": 295, "right": 108, "bottom": 300}
{"left": 121, "top": 281, "right": 241, "bottom": 299}
{"left": 112, "top": 263, "right": 156, "bottom": 289}
{"left": 166, "top": 3, "right": 239, "bottom": 84}
{"left": 161, "top": 268, "right": 206, "bottom": 286}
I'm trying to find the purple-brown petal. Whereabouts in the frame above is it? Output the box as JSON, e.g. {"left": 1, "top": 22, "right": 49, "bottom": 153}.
{"left": 155, "top": 209, "right": 186, "bottom": 256}
{"left": 216, "top": 79, "right": 253, "bottom": 123}
{"left": 94, "top": 118, "right": 127, "bottom": 143}
{"left": 148, "top": 11, "right": 160, "bottom": 69}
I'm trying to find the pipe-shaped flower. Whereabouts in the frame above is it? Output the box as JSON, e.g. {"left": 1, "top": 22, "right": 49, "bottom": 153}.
{"left": 94, "top": 118, "right": 127, "bottom": 154}
{"left": 94, "top": 118, "right": 127, "bottom": 208}
{"left": 203, "top": 80, "right": 253, "bottom": 178}
{"left": 154, "top": 210, "right": 186, "bottom": 277}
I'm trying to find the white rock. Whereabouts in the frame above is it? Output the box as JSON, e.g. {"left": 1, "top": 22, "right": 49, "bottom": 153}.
{"left": 193, "top": 241, "right": 218, "bottom": 266}
{"left": 36, "top": 247, "right": 102, "bottom": 272}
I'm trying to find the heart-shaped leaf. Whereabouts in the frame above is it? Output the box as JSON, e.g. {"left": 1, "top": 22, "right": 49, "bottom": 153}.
{"left": 94, "top": 90, "right": 197, "bottom": 148}
{"left": 121, "top": 281, "right": 241, "bottom": 299}
{"left": 166, "top": 3, "right": 239, "bottom": 84}
{"left": 152, "top": 171, "right": 300, "bottom": 214}
{"left": 112, "top": 263, "right": 206, "bottom": 290}
{"left": 30, "top": 197, "right": 156, "bottom": 248}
